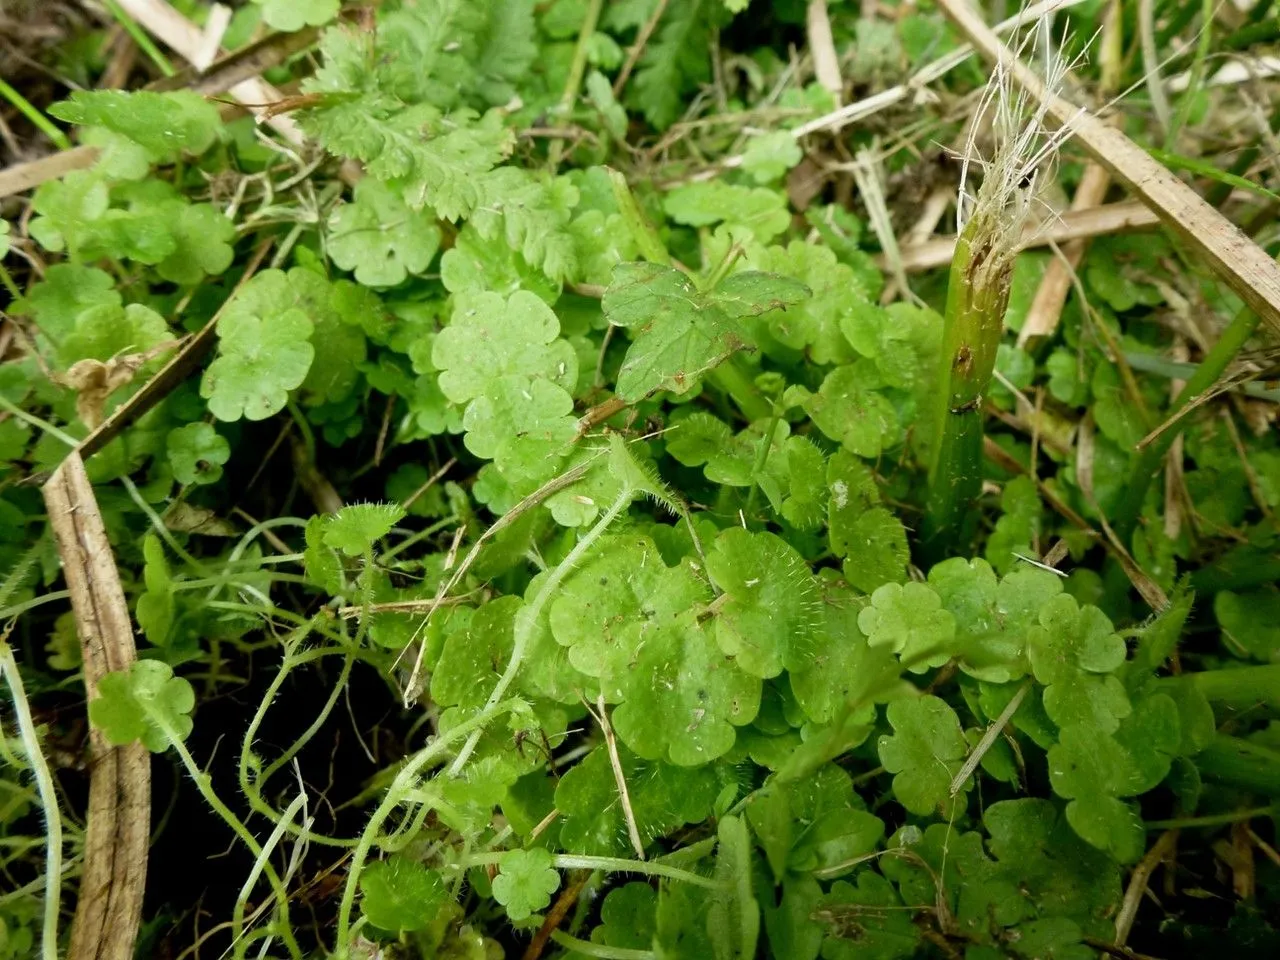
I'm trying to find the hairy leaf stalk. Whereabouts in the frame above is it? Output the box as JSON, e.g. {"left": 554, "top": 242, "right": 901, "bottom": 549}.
{"left": 924, "top": 212, "right": 1014, "bottom": 557}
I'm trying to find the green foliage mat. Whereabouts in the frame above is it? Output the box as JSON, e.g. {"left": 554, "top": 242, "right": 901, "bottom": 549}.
{"left": 1, "top": 2, "right": 1279, "bottom": 959}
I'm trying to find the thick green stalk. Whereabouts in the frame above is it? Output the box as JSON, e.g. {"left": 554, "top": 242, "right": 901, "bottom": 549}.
{"left": 924, "top": 217, "right": 1013, "bottom": 558}
{"left": 1111, "top": 304, "right": 1261, "bottom": 541}
{"left": 1195, "top": 735, "right": 1280, "bottom": 796}
{"left": 1159, "top": 665, "right": 1280, "bottom": 712}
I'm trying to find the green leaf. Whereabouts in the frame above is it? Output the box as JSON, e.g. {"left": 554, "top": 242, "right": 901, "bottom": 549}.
{"left": 88, "top": 660, "right": 195, "bottom": 753}
{"left": 167, "top": 422, "right": 230, "bottom": 486}
{"left": 745, "top": 765, "right": 883, "bottom": 882}
{"left": 492, "top": 847, "right": 560, "bottom": 921}
{"left": 876, "top": 696, "right": 969, "bottom": 815}
{"left": 741, "top": 131, "right": 802, "bottom": 184}
{"left": 602, "top": 261, "right": 808, "bottom": 401}
{"left": 818, "top": 872, "right": 921, "bottom": 959}
{"left": 29, "top": 170, "right": 108, "bottom": 255}
{"left": 60, "top": 302, "right": 170, "bottom": 369}
{"left": 630, "top": 0, "right": 715, "bottom": 129}
{"left": 555, "top": 743, "right": 719, "bottom": 856}
{"left": 663, "top": 182, "right": 791, "bottom": 244}
{"left": 985, "top": 475, "right": 1043, "bottom": 575}
{"left": 800, "top": 362, "right": 899, "bottom": 459}
{"left": 328, "top": 179, "right": 442, "bottom": 287}
{"left": 49, "top": 90, "right": 221, "bottom": 161}
{"left": 588, "top": 883, "right": 658, "bottom": 950}
{"left": 928, "top": 558, "right": 1063, "bottom": 683}
{"left": 157, "top": 203, "right": 235, "bottom": 285}
{"left": 708, "top": 814, "right": 759, "bottom": 960}
{"left": 748, "top": 241, "right": 872, "bottom": 365}
{"left": 706, "top": 527, "right": 823, "bottom": 678}
{"left": 359, "top": 855, "right": 447, "bottom": 932}
{"left": 858, "top": 582, "right": 955, "bottom": 673}
{"left": 135, "top": 534, "right": 174, "bottom": 647}
{"left": 983, "top": 798, "right": 1122, "bottom": 932}
{"left": 200, "top": 270, "right": 315, "bottom": 422}
{"left": 1215, "top": 589, "right": 1280, "bottom": 661}
{"left": 322, "top": 503, "right": 406, "bottom": 556}
{"left": 434, "top": 289, "right": 576, "bottom": 404}
{"left": 1027, "top": 593, "right": 1130, "bottom": 733}
{"left": 254, "top": 0, "right": 339, "bottom": 32}
{"left": 1047, "top": 726, "right": 1146, "bottom": 864}
{"left": 838, "top": 509, "right": 908, "bottom": 594}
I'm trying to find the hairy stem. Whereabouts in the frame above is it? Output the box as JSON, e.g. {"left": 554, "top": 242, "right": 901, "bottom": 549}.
{"left": 448, "top": 486, "right": 633, "bottom": 776}
{"left": 1111, "top": 304, "right": 1262, "bottom": 541}
{"left": 924, "top": 217, "right": 1013, "bottom": 558}
{"left": 0, "top": 640, "right": 62, "bottom": 960}
{"left": 333, "top": 699, "right": 519, "bottom": 955}
{"left": 154, "top": 715, "right": 302, "bottom": 960}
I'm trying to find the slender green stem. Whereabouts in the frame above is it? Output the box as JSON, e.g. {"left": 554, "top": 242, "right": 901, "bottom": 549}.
{"left": 333, "top": 699, "right": 519, "bottom": 956}
{"left": 464, "top": 851, "right": 722, "bottom": 889}
{"left": 550, "top": 932, "right": 656, "bottom": 959}
{"left": 1165, "top": 0, "right": 1213, "bottom": 149}
{"left": 1112, "top": 305, "right": 1262, "bottom": 540}
{"left": 0, "top": 79, "right": 71, "bottom": 151}
{"left": 156, "top": 715, "right": 302, "bottom": 960}
{"left": 0, "top": 395, "right": 79, "bottom": 448}
{"left": 232, "top": 792, "right": 306, "bottom": 960}
{"left": 447, "top": 486, "right": 633, "bottom": 776}
{"left": 708, "top": 358, "right": 772, "bottom": 423}
{"left": 744, "top": 402, "right": 783, "bottom": 519}
{"left": 379, "top": 515, "right": 459, "bottom": 562}
{"left": 0, "top": 262, "right": 22, "bottom": 302}
{"left": 1145, "top": 805, "right": 1280, "bottom": 830}
{"left": 0, "top": 590, "right": 71, "bottom": 621}
{"left": 103, "top": 0, "right": 177, "bottom": 77}
{"left": 0, "top": 641, "right": 62, "bottom": 960}
{"left": 548, "top": 0, "right": 605, "bottom": 168}
{"left": 924, "top": 217, "right": 1013, "bottom": 559}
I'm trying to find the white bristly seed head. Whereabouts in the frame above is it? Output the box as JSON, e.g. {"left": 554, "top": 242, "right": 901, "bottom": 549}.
{"left": 957, "top": 10, "right": 1086, "bottom": 285}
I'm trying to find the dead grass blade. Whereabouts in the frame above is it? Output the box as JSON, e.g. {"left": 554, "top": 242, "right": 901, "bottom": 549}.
{"left": 42, "top": 453, "right": 149, "bottom": 960}
{"left": 75, "top": 236, "right": 274, "bottom": 461}
{"left": 935, "top": 0, "right": 1280, "bottom": 338}
{"left": 897, "top": 200, "right": 1159, "bottom": 272}
{"left": 114, "top": 0, "right": 303, "bottom": 145}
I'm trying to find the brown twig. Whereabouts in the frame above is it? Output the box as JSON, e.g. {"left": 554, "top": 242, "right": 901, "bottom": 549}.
{"left": 806, "top": 1, "right": 842, "bottom": 100}
{"left": 896, "top": 200, "right": 1160, "bottom": 272}
{"left": 522, "top": 870, "right": 592, "bottom": 960}
{"left": 402, "top": 457, "right": 457, "bottom": 513}
{"left": 1114, "top": 829, "right": 1177, "bottom": 947}
{"left": 613, "top": 0, "right": 671, "bottom": 98}
{"left": 935, "top": 0, "right": 1280, "bottom": 337}
{"left": 576, "top": 396, "right": 627, "bottom": 438}
{"left": 75, "top": 236, "right": 274, "bottom": 461}
{"left": 113, "top": 0, "right": 304, "bottom": 145}
{"left": 43, "top": 453, "right": 150, "bottom": 960}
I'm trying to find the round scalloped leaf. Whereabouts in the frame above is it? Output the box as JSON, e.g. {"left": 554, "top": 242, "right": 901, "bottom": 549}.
{"left": 167, "top": 422, "right": 230, "bottom": 486}
{"left": 705, "top": 527, "right": 823, "bottom": 678}
{"left": 88, "top": 660, "right": 194, "bottom": 754}
{"left": 492, "top": 847, "right": 560, "bottom": 922}
{"left": 359, "top": 855, "right": 447, "bottom": 932}
{"left": 877, "top": 696, "right": 969, "bottom": 816}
